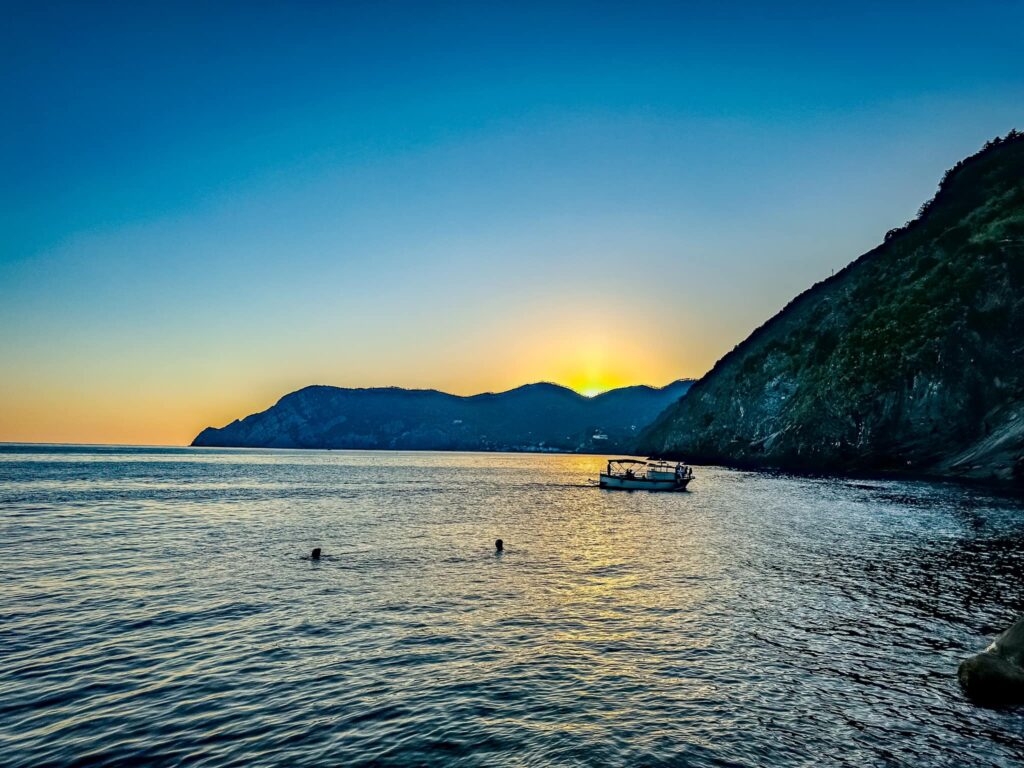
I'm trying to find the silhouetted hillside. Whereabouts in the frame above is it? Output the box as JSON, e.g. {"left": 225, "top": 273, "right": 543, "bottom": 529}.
{"left": 193, "top": 380, "right": 693, "bottom": 452}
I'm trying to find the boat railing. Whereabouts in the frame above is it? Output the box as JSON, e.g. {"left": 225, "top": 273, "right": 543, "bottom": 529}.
{"left": 605, "top": 459, "right": 692, "bottom": 479}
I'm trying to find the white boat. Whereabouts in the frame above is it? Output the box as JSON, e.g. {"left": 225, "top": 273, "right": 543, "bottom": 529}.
{"left": 598, "top": 459, "right": 693, "bottom": 491}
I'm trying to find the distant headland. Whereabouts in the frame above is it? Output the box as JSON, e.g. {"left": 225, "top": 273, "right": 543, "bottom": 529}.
{"left": 192, "top": 380, "right": 693, "bottom": 453}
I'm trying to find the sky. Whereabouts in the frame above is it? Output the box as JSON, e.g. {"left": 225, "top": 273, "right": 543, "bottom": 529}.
{"left": 2, "top": 1, "right": 1022, "bottom": 445}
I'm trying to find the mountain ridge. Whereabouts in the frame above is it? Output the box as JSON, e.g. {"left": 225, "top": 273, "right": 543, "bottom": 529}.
{"left": 193, "top": 379, "right": 694, "bottom": 453}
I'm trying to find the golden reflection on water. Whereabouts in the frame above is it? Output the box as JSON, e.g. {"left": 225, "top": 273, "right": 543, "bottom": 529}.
{"left": 6, "top": 446, "right": 1020, "bottom": 765}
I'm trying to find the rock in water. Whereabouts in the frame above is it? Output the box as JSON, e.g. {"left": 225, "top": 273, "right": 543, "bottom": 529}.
{"left": 959, "top": 616, "right": 1024, "bottom": 705}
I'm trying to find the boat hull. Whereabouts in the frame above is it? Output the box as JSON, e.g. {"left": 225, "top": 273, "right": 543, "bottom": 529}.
{"left": 599, "top": 473, "right": 691, "bottom": 491}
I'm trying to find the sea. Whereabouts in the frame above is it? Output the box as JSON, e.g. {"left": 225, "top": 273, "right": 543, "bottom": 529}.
{"left": 1, "top": 444, "right": 1023, "bottom": 767}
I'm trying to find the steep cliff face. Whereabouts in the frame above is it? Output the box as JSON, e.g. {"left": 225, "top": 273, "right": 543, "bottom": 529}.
{"left": 193, "top": 380, "right": 692, "bottom": 452}
{"left": 642, "top": 132, "right": 1024, "bottom": 483}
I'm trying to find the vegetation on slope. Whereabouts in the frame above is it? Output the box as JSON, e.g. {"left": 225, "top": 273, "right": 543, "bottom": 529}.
{"left": 642, "top": 131, "right": 1024, "bottom": 482}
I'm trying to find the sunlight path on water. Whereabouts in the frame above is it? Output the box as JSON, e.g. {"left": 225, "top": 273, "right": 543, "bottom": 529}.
{"left": 1, "top": 446, "right": 1023, "bottom": 766}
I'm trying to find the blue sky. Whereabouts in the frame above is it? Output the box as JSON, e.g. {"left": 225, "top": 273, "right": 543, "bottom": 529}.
{"left": 2, "top": 1, "right": 1022, "bottom": 443}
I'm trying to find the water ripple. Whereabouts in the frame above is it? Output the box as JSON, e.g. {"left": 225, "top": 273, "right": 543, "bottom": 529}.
{"left": 1, "top": 446, "right": 1024, "bottom": 766}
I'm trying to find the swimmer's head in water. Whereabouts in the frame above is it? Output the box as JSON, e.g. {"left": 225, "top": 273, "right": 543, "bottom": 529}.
{"left": 495, "top": 539, "right": 503, "bottom": 552}
{"left": 311, "top": 547, "right": 321, "bottom": 560}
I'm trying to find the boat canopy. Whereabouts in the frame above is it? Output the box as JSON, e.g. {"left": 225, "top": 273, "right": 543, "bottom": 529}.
{"left": 607, "top": 459, "right": 647, "bottom": 465}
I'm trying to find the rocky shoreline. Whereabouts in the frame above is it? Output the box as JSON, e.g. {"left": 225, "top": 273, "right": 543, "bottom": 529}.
{"left": 642, "top": 132, "right": 1024, "bottom": 486}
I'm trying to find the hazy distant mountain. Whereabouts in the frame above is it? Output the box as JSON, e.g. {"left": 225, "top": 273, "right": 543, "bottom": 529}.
{"left": 642, "top": 131, "right": 1024, "bottom": 483}
{"left": 192, "top": 380, "right": 693, "bottom": 453}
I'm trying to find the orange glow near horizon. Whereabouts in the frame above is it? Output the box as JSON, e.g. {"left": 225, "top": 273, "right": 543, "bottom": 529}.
{"left": 564, "top": 369, "right": 630, "bottom": 398}
{"left": 0, "top": 296, "right": 706, "bottom": 447}
{"left": 561, "top": 347, "right": 634, "bottom": 399}
{"left": 0, "top": 349, "right": 696, "bottom": 447}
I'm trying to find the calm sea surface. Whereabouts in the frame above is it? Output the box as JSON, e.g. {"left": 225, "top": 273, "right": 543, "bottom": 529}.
{"left": 2, "top": 445, "right": 1024, "bottom": 767}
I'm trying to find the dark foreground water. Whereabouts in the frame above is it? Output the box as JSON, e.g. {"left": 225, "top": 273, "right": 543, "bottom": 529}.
{"left": 2, "top": 446, "right": 1024, "bottom": 767}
